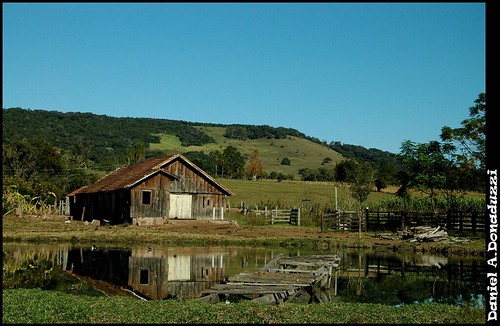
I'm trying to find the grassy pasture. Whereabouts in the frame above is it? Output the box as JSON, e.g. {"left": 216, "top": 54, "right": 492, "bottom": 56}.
{"left": 216, "top": 178, "right": 395, "bottom": 211}
{"left": 149, "top": 126, "right": 344, "bottom": 178}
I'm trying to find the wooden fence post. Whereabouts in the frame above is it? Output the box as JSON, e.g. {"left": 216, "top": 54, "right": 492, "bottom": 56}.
{"left": 365, "top": 208, "right": 369, "bottom": 232}
{"left": 459, "top": 211, "right": 463, "bottom": 234}
{"left": 471, "top": 211, "right": 476, "bottom": 233}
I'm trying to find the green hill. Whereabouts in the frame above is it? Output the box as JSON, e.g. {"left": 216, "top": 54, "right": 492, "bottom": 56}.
{"left": 150, "top": 126, "right": 344, "bottom": 177}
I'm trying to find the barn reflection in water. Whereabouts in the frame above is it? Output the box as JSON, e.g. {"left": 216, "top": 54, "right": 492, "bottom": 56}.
{"left": 66, "top": 247, "right": 227, "bottom": 300}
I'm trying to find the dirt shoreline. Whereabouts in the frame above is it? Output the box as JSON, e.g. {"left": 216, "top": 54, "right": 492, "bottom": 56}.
{"left": 1, "top": 215, "right": 486, "bottom": 255}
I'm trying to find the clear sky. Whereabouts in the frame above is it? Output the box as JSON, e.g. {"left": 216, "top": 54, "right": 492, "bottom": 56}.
{"left": 2, "top": 3, "right": 485, "bottom": 154}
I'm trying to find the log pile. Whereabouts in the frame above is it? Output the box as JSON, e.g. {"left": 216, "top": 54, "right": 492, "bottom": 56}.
{"left": 401, "top": 225, "right": 471, "bottom": 243}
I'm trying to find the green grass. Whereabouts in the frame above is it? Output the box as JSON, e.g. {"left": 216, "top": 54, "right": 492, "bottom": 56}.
{"left": 150, "top": 126, "right": 344, "bottom": 178}
{"left": 2, "top": 288, "right": 485, "bottom": 324}
{"left": 216, "top": 178, "right": 395, "bottom": 210}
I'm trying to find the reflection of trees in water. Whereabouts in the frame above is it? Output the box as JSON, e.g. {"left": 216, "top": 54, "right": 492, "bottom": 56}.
{"left": 338, "top": 261, "right": 485, "bottom": 306}
{"left": 3, "top": 244, "right": 71, "bottom": 290}
{"left": 332, "top": 250, "right": 485, "bottom": 306}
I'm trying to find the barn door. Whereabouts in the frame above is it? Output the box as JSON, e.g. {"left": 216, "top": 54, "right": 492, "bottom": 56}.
{"left": 169, "top": 194, "right": 192, "bottom": 219}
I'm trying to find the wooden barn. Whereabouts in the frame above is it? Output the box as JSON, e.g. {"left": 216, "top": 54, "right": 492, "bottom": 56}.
{"left": 66, "top": 154, "right": 234, "bottom": 225}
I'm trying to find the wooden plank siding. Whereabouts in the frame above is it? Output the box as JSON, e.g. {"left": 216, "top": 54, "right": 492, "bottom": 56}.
{"left": 163, "top": 160, "right": 229, "bottom": 220}
{"left": 130, "top": 173, "right": 173, "bottom": 219}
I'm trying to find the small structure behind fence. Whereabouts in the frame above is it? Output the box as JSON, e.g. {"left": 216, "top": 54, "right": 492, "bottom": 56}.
{"left": 321, "top": 209, "right": 486, "bottom": 234}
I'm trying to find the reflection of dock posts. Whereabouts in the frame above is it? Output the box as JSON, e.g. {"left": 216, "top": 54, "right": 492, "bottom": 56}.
{"left": 260, "top": 253, "right": 284, "bottom": 272}
{"left": 334, "top": 269, "right": 338, "bottom": 295}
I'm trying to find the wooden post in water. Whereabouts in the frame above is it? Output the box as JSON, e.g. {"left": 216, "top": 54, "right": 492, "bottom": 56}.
{"left": 334, "top": 269, "right": 338, "bottom": 296}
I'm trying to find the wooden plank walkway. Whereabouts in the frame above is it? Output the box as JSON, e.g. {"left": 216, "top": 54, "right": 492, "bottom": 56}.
{"left": 198, "top": 253, "right": 341, "bottom": 304}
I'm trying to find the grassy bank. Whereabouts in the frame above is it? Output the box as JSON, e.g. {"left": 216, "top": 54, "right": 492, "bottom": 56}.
{"left": 2, "top": 288, "right": 485, "bottom": 324}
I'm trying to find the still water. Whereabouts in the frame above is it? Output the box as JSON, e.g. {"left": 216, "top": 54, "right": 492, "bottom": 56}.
{"left": 2, "top": 243, "right": 485, "bottom": 307}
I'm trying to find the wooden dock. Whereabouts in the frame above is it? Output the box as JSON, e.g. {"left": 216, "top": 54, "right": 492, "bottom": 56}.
{"left": 198, "top": 253, "right": 341, "bottom": 304}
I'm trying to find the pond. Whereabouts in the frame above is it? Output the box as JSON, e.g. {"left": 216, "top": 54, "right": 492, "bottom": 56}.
{"left": 2, "top": 243, "right": 485, "bottom": 307}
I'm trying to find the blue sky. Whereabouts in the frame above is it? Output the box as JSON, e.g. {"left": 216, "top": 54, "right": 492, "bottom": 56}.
{"left": 2, "top": 3, "right": 485, "bottom": 154}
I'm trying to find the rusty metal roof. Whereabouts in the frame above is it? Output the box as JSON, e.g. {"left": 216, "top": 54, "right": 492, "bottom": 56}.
{"left": 67, "top": 154, "right": 234, "bottom": 196}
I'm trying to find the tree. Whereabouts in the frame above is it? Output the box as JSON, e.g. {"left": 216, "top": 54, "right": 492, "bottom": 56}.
{"left": 3, "top": 138, "right": 37, "bottom": 180}
{"left": 374, "top": 159, "right": 399, "bottom": 191}
{"left": 440, "top": 92, "right": 485, "bottom": 170}
{"left": 397, "top": 140, "right": 462, "bottom": 211}
{"left": 374, "top": 179, "right": 386, "bottom": 192}
{"left": 316, "top": 167, "right": 336, "bottom": 181}
{"left": 348, "top": 162, "right": 375, "bottom": 239}
{"left": 223, "top": 126, "right": 248, "bottom": 140}
{"left": 298, "top": 168, "right": 317, "bottom": 181}
{"left": 222, "top": 146, "right": 245, "bottom": 179}
{"left": 118, "top": 140, "right": 146, "bottom": 166}
{"left": 2, "top": 138, "right": 64, "bottom": 181}
{"left": 280, "top": 157, "right": 291, "bottom": 165}
{"left": 69, "top": 137, "right": 92, "bottom": 169}
{"left": 335, "top": 159, "right": 358, "bottom": 182}
{"left": 2, "top": 138, "right": 84, "bottom": 203}
{"left": 244, "top": 150, "right": 265, "bottom": 180}
{"left": 210, "top": 150, "right": 225, "bottom": 177}
{"left": 322, "top": 157, "right": 332, "bottom": 165}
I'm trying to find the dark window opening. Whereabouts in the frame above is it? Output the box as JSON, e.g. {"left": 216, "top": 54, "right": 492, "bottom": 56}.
{"left": 140, "top": 269, "right": 149, "bottom": 284}
{"left": 142, "top": 190, "right": 152, "bottom": 205}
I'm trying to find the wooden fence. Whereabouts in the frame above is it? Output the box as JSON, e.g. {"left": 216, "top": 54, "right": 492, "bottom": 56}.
{"left": 271, "top": 208, "right": 300, "bottom": 226}
{"left": 322, "top": 209, "right": 486, "bottom": 234}
{"left": 320, "top": 211, "right": 363, "bottom": 232}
